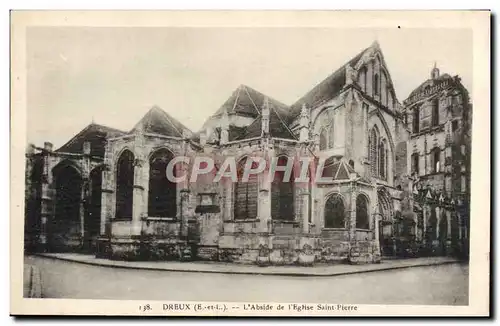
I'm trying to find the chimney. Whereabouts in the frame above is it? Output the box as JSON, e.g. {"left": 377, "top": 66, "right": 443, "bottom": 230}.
{"left": 261, "top": 97, "right": 270, "bottom": 136}
{"left": 299, "top": 104, "right": 310, "bottom": 142}
{"left": 431, "top": 62, "right": 440, "bottom": 80}
{"left": 43, "top": 141, "right": 53, "bottom": 152}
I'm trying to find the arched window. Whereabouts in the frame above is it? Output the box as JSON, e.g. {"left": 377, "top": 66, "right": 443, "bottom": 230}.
{"left": 324, "top": 194, "right": 345, "bottom": 228}
{"left": 234, "top": 157, "right": 258, "bottom": 220}
{"left": 373, "top": 73, "right": 380, "bottom": 96}
{"left": 348, "top": 159, "right": 355, "bottom": 169}
{"left": 368, "top": 127, "right": 379, "bottom": 177}
{"left": 271, "top": 156, "right": 294, "bottom": 221}
{"left": 356, "top": 194, "right": 370, "bottom": 229}
{"left": 432, "top": 99, "right": 439, "bottom": 126}
{"left": 431, "top": 147, "right": 441, "bottom": 173}
{"left": 115, "top": 150, "right": 134, "bottom": 219}
{"left": 148, "top": 148, "right": 177, "bottom": 217}
{"left": 319, "top": 128, "right": 327, "bottom": 151}
{"left": 328, "top": 124, "right": 335, "bottom": 149}
{"left": 379, "top": 141, "right": 386, "bottom": 180}
{"left": 413, "top": 107, "right": 420, "bottom": 133}
{"left": 359, "top": 66, "right": 368, "bottom": 92}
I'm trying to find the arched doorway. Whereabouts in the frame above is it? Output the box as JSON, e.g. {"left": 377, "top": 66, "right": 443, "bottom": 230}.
{"left": 51, "top": 162, "right": 82, "bottom": 252}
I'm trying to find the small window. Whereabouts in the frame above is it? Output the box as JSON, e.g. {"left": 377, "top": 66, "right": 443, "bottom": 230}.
{"left": 373, "top": 73, "right": 380, "bottom": 96}
{"left": 431, "top": 148, "right": 441, "bottom": 173}
{"left": 411, "top": 153, "right": 419, "bottom": 175}
{"left": 452, "top": 120, "right": 459, "bottom": 132}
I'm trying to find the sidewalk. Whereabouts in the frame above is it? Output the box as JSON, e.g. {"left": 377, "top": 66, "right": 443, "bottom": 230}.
{"left": 34, "top": 253, "right": 463, "bottom": 277}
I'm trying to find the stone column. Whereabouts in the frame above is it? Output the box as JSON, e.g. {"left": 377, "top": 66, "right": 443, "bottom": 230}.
{"left": 435, "top": 206, "right": 440, "bottom": 240}
{"left": 349, "top": 182, "right": 357, "bottom": 245}
{"left": 301, "top": 189, "right": 310, "bottom": 234}
{"left": 180, "top": 189, "right": 191, "bottom": 239}
{"left": 132, "top": 131, "right": 147, "bottom": 235}
{"left": 100, "top": 141, "right": 114, "bottom": 236}
{"left": 258, "top": 140, "right": 272, "bottom": 233}
{"left": 39, "top": 142, "right": 54, "bottom": 252}
{"left": 422, "top": 205, "right": 427, "bottom": 244}
{"left": 80, "top": 142, "right": 91, "bottom": 246}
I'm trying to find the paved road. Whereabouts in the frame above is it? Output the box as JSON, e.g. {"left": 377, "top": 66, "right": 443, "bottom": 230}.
{"left": 24, "top": 255, "right": 469, "bottom": 305}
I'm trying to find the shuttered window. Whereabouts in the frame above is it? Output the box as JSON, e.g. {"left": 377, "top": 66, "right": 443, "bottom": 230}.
{"left": 271, "top": 156, "right": 294, "bottom": 221}
{"left": 324, "top": 194, "right": 345, "bottom": 228}
{"left": 234, "top": 157, "right": 258, "bottom": 220}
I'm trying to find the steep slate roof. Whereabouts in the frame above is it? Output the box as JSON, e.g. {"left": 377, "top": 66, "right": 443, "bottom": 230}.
{"left": 288, "top": 46, "right": 370, "bottom": 120}
{"left": 212, "top": 84, "right": 287, "bottom": 119}
{"left": 56, "top": 123, "right": 125, "bottom": 157}
{"left": 130, "top": 105, "right": 192, "bottom": 137}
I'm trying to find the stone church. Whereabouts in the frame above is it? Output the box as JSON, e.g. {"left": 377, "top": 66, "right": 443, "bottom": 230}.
{"left": 24, "top": 41, "right": 471, "bottom": 265}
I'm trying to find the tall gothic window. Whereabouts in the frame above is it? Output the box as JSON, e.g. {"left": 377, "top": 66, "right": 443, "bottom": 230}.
{"left": 359, "top": 66, "right": 368, "bottom": 92}
{"left": 324, "top": 194, "right": 345, "bottom": 228}
{"left": 413, "top": 107, "right": 420, "bottom": 133}
{"left": 271, "top": 156, "right": 294, "bottom": 221}
{"left": 368, "top": 127, "right": 379, "bottom": 177}
{"left": 373, "top": 73, "right": 380, "bottom": 96}
{"left": 431, "top": 147, "right": 441, "bottom": 173}
{"left": 356, "top": 194, "right": 370, "bottom": 229}
{"left": 115, "top": 150, "right": 134, "bottom": 219}
{"left": 432, "top": 99, "right": 440, "bottom": 126}
{"left": 234, "top": 157, "right": 258, "bottom": 220}
{"left": 379, "top": 141, "right": 386, "bottom": 180}
{"left": 148, "top": 148, "right": 177, "bottom": 217}
{"left": 319, "top": 128, "right": 327, "bottom": 151}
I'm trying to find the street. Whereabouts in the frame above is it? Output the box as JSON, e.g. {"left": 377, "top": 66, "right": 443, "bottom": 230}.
{"left": 24, "top": 255, "right": 469, "bottom": 305}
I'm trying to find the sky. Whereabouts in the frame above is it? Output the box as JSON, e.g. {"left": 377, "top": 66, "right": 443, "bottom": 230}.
{"left": 26, "top": 27, "right": 472, "bottom": 149}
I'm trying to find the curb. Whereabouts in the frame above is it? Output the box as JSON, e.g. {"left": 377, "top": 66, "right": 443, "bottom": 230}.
{"left": 33, "top": 254, "right": 463, "bottom": 277}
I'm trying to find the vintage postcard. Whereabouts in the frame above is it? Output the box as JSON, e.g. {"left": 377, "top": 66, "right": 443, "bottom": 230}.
{"left": 10, "top": 10, "right": 490, "bottom": 316}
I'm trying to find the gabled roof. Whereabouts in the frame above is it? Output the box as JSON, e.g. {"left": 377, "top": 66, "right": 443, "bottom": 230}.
{"left": 288, "top": 45, "right": 370, "bottom": 119}
{"left": 213, "top": 84, "right": 289, "bottom": 119}
{"left": 321, "top": 157, "right": 358, "bottom": 181}
{"left": 56, "top": 123, "right": 125, "bottom": 157}
{"left": 130, "top": 105, "right": 191, "bottom": 137}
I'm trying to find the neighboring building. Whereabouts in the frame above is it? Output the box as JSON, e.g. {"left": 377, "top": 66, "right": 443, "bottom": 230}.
{"left": 24, "top": 41, "right": 471, "bottom": 264}
{"left": 403, "top": 64, "right": 472, "bottom": 257}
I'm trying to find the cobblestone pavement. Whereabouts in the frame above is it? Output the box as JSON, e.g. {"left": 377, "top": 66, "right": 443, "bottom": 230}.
{"left": 25, "top": 255, "right": 469, "bottom": 305}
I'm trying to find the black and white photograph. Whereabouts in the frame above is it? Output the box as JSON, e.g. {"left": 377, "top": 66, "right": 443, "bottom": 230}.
{"left": 10, "top": 10, "right": 490, "bottom": 316}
